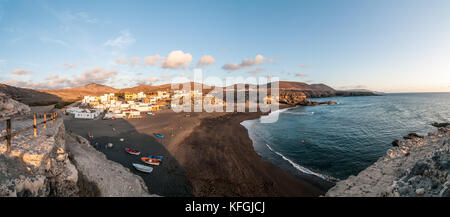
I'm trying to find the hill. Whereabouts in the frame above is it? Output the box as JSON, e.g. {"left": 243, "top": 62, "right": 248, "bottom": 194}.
{"left": 1, "top": 81, "right": 377, "bottom": 106}
{"left": 41, "top": 83, "right": 119, "bottom": 102}
{"left": 0, "top": 83, "right": 62, "bottom": 105}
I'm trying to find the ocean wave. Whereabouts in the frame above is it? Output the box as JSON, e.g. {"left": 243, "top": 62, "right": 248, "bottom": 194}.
{"left": 282, "top": 111, "right": 315, "bottom": 116}
{"left": 265, "top": 144, "right": 334, "bottom": 181}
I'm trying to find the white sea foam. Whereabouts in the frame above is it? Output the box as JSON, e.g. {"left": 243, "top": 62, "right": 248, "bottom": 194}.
{"left": 265, "top": 144, "right": 330, "bottom": 181}
{"left": 241, "top": 106, "right": 335, "bottom": 182}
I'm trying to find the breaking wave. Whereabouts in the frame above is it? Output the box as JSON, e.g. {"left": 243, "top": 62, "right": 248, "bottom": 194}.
{"left": 265, "top": 144, "right": 334, "bottom": 181}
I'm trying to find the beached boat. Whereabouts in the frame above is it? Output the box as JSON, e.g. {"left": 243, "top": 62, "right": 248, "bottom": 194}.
{"left": 141, "top": 157, "right": 160, "bottom": 166}
{"left": 155, "top": 133, "right": 164, "bottom": 138}
{"left": 88, "top": 132, "right": 93, "bottom": 138}
{"left": 148, "top": 155, "right": 163, "bottom": 161}
{"left": 132, "top": 163, "right": 153, "bottom": 173}
{"left": 125, "top": 148, "right": 140, "bottom": 155}
{"left": 147, "top": 112, "right": 153, "bottom": 116}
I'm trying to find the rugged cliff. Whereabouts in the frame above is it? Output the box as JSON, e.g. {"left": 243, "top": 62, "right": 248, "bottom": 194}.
{"left": 0, "top": 92, "right": 31, "bottom": 117}
{"left": 326, "top": 125, "right": 450, "bottom": 197}
{"left": 278, "top": 90, "right": 337, "bottom": 106}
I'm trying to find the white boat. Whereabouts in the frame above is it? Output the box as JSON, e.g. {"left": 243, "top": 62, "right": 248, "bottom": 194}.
{"left": 132, "top": 163, "right": 153, "bottom": 173}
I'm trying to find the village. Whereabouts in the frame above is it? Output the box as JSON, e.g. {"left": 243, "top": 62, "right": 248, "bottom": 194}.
{"left": 65, "top": 90, "right": 208, "bottom": 120}
{"left": 66, "top": 91, "right": 171, "bottom": 119}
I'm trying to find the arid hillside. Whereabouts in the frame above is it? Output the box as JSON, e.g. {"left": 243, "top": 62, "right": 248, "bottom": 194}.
{"left": 1, "top": 81, "right": 376, "bottom": 106}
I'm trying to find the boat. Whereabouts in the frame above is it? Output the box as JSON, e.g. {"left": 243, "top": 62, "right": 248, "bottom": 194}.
{"left": 125, "top": 148, "right": 140, "bottom": 155}
{"left": 88, "top": 132, "right": 93, "bottom": 138}
{"left": 155, "top": 133, "right": 164, "bottom": 138}
{"left": 148, "top": 155, "right": 163, "bottom": 161}
{"left": 141, "top": 157, "right": 160, "bottom": 166}
{"left": 132, "top": 163, "right": 153, "bottom": 173}
{"left": 147, "top": 112, "right": 153, "bottom": 116}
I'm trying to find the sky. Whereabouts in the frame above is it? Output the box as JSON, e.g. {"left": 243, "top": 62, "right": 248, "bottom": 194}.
{"left": 0, "top": 0, "right": 449, "bottom": 93}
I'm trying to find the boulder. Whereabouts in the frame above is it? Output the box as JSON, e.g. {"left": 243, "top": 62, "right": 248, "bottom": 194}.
{"left": 0, "top": 92, "right": 31, "bottom": 117}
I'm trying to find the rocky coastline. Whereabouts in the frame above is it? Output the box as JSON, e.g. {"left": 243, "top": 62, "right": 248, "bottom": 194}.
{"left": 326, "top": 124, "right": 450, "bottom": 197}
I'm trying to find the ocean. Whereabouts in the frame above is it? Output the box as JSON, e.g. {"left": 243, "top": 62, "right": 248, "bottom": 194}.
{"left": 241, "top": 92, "right": 450, "bottom": 181}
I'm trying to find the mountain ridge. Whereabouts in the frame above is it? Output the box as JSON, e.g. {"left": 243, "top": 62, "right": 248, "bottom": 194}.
{"left": 0, "top": 81, "right": 377, "bottom": 105}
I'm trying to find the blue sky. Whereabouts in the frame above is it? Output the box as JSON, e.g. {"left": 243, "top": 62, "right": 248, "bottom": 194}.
{"left": 0, "top": 0, "right": 449, "bottom": 92}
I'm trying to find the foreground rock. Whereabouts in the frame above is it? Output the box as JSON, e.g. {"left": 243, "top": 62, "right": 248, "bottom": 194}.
{"left": 0, "top": 118, "right": 78, "bottom": 196}
{"left": 0, "top": 111, "right": 154, "bottom": 196}
{"left": 326, "top": 126, "right": 450, "bottom": 197}
{"left": 0, "top": 92, "right": 30, "bottom": 117}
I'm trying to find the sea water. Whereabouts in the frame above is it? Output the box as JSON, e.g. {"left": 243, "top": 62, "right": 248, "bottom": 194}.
{"left": 242, "top": 93, "right": 450, "bottom": 180}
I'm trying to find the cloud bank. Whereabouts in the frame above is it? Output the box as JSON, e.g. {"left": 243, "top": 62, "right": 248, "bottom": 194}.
{"left": 222, "top": 54, "right": 273, "bottom": 70}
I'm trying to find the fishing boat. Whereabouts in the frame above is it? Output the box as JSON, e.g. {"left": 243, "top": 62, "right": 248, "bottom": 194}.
{"left": 141, "top": 157, "right": 160, "bottom": 166}
{"left": 148, "top": 155, "right": 163, "bottom": 161}
{"left": 132, "top": 163, "right": 153, "bottom": 173}
{"left": 125, "top": 148, "right": 140, "bottom": 155}
{"left": 155, "top": 133, "right": 164, "bottom": 138}
{"left": 88, "top": 132, "right": 93, "bottom": 138}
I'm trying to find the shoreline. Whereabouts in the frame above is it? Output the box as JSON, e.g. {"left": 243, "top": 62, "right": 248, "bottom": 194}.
{"left": 177, "top": 110, "right": 326, "bottom": 196}
{"left": 64, "top": 107, "right": 332, "bottom": 196}
{"left": 240, "top": 105, "right": 336, "bottom": 192}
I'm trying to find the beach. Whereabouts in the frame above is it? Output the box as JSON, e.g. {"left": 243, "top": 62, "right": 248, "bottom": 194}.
{"left": 64, "top": 108, "right": 329, "bottom": 196}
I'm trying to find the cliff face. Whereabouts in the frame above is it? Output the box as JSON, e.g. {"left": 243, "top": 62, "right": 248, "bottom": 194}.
{"left": 278, "top": 91, "right": 308, "bottom": 105}
{"left": 326, "top": 126, "right": 450, "bottom": 197}
{"left": 278, "top": 90, "right": 337, "bottom": 106}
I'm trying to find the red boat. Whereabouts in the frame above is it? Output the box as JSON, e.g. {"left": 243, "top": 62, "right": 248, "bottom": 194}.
{"left": 88, "top": 132, "right": 93, "bottom": 138}
{"left": 125, "top": 148, "right": 141, "bottom": 155}
{"left": 141, "top": 157, "right": 160, "bottom": 166}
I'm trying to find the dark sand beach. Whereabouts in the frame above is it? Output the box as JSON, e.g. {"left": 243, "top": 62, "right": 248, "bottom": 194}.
{"left": 64, "top": 108, "right": 330, "bottom": 196}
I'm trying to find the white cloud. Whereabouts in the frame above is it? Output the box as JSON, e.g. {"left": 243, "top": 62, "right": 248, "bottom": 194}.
{"left": 196, "top": 55, "right": 216, "bottom": 67}
{"left": 73, "top": 67, "right": 118, "bottom": 85}
{"left": 104, "top": 30, "right": 136, "bottom": 49}
{"left": 115, "top": 57, "right": 141, "bottom": 65}
{"left": 115, "top": 58, "right": 129, "bottom": 65}
{"left": 40, "top": 36, "right": 69, "bottom": 47}
{"left": 222, "top": 54, "right": 273, "bottom": 70}
{"left": 63, "top": 63, "right": 78, "bottom": 70}
{"left": 11, "top": 68, "right": 32, "bottom": 75}
{"left": 60, "top": 11, "right": 98, "bottom": 24}
{"left": 248, "top": 67, "right": 263, "bottom": 74}
{"left": 161, "top": 50, "right": 193, "bottom": 69}
{"left": 129, "top": 57, "right": 140, "bottom": 65}
{"left": 144, "top": 55, "right": 162, "bottom": 66}
{"left": 6, "top": 67, "right": 119, "bottom": 89}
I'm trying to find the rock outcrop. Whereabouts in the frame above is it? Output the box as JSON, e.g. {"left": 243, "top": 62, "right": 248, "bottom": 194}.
{"left": 326, "top": 125, "right": 450, "bottom": 197}
{"left": 0, "top": 118, "right": 78, "bottom": 196}
{"left": 278, "top": 90, "right": 337, "bottom": 106}
{"left": 0, "top": 92, "right": 30, "bottom": 117}
{"left": 278, "top": 91, "right": 308, "bottom": 105}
